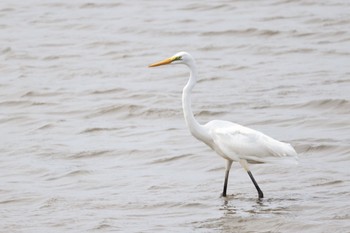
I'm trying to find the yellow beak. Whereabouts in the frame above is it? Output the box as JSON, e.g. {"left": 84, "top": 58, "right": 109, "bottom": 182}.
{"left": 148, "top": 57, "right": 173, "bottom": 67}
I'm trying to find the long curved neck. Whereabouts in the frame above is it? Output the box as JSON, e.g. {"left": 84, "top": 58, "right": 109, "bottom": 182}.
{"left": 182, "top": 61, "right": 209, "bottom": 142}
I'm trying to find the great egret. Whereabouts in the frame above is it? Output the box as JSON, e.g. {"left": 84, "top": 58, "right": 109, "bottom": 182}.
{"left": 149, "top": 52, "right": 298, "bottom": 198}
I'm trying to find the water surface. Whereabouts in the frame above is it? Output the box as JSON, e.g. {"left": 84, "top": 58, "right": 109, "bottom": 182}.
{"left": 1, "top": 0, "right": 350, "bottom": 232}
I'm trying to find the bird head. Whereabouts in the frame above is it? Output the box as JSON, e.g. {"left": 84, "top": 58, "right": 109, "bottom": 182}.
{"left": 148, "top": 51, "right": 192, "bottom": 67}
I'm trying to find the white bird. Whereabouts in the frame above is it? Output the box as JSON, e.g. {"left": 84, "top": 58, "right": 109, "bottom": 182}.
{"left": 149, "top": 52, "right": 298, "bottom": 198}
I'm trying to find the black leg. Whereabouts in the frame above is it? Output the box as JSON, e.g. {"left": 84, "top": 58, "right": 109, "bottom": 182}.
{"left": 222, "top": 160, "right": 233, "bottom": 197}
{"left": 222, "top": 169, "right": 230, "bottom": 197}
{"left": 247, "top": 171, "right": 264, "bottom": 199}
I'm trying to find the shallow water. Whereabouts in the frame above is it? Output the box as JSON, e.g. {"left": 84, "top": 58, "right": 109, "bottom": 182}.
{"left": 1, "top": 0, "right": 350, "bottom": 232}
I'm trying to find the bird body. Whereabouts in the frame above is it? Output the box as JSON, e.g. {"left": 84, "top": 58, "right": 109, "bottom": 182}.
{"left": 204, "top": 120, "right": 297, "bottom": 164}
{"left": 149, "top": 51, "right": 298, "bottom": 198}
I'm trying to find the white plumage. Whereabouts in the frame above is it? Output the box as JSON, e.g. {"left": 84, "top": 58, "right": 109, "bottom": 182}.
{"left": 205, "top": 120, "right": 297, "bottom": 164}
{"left": 149, "top": 51, "right": 298, "bottom": 198}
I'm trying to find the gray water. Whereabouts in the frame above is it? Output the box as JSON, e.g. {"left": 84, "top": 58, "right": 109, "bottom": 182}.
{"left": 1, "top": 0, "right": 350, "bottom": 232}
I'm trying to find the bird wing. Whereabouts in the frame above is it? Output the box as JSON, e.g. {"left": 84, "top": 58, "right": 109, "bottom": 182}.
{"left": 206, "top": 120, "right": 298, "bottom": 164}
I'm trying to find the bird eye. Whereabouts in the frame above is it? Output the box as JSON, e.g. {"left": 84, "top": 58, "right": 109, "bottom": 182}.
{"left": 174, "top": 56, "right": 182, "bottom": 61}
